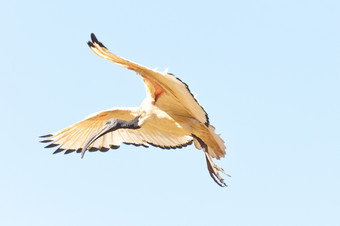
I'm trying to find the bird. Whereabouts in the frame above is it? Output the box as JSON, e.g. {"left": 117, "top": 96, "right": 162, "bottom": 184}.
{"left": 40, "top": 33, "right": 230, "bottom": 186}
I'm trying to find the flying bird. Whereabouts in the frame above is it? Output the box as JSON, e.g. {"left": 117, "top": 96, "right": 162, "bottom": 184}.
{"left": 40, "top": 33, "right": 230, "bottom": 186}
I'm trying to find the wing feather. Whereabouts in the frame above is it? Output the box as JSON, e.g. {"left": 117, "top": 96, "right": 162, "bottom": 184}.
{"left": 41, "top": 108, "right": 192, "bottom": 155}
{"left": 112, "top": 130, "right": 121, "bottom": 146}
{"left": 88, "top": 34, "right": 209, "bottom": 126}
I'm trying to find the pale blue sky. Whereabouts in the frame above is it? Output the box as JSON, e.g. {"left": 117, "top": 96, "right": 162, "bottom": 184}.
{"left": 1, "top": 0, "right": 339, "bottom": 225}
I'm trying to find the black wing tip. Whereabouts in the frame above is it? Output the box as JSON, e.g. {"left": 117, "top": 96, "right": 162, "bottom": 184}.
{"left": 39, "top": 134, "right": 53, "bottom": 138}
{"left": 40, "top": 139, "right": 53, "bottom": 143}
{"left": 87, "top": 41, "right": 94, "bottom": 48}
{"left": 147, "top": 140, "right": 193, "bottom": 150}
{"left": 76, "top": 148, "right": 82, "bottom": 153}
{"left": 45, "top": 143, "right": 60, "bottom": 148}
{"left": 123, "top": 142, "right": 149, "bottom": 148}
{"left": 88, "top": 147, "right": 110, "bottom": 152}
{"left": 53, "top": 148, "right": 65, "bottom": 154}
{"left": 89, "top": 147, "right": 99, "bottom": 152}
{"left": 98, "top": 41, "right": 106, "bottom": 48}
{"left": 89, "top": 33, "right": 106, "bottom": 48}
{"left": 90, "top": 33, "right": 98, "bottom": 43}
{"left": 100, "top": 147, "right": 110, "bottom": 152}
{"left": 64, "top": 149, "right": 76, "bottom": 155}
{"left": 110, "top": 145, "right": 120, "bottom": 150}
{"left": 57, "top": 146, "right": 117, "bottom": 156}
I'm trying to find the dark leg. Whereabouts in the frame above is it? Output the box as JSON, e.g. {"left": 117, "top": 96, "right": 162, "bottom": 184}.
{"left": 195, "top": 136, "right": 230, "bottom": 187}
{"left": 204, "top": 152, "right": 231, "bottom": 187}
{"left": 81, "top": 116, "right": 140, "bottom": 158}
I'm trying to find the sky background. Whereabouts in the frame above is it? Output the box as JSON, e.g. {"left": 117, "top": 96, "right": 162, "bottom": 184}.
{"left": 1, "top": 0, "right": 339, "bottom": 225}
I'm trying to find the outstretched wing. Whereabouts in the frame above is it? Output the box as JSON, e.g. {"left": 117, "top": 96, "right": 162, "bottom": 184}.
{"left": 40, "top": 108, "right": 193, "bottom": 155}
{"left": 88, "top": 33, "right": 209, "bottom": 126}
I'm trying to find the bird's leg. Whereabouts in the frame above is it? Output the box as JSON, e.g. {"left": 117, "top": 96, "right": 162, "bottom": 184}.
{"left": 204, "top": 152, "right": 231, "bottom": 187}
{"left": 80, "top": 116, "right": 140, "bottom": 158}
{"left": 194, "top": 135, "right": 230, "bottom": 187}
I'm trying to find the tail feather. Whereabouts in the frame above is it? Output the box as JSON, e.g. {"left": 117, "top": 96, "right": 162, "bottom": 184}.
{"left": 200, "top": 125, "right": 225, "bottom": 159}
{"left": 208, "top": 125, "right": 226, "bottom": 159}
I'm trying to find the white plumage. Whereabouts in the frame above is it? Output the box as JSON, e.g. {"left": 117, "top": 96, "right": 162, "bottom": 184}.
{"left": 40, "top": 34, "right": 229, "bottom": 186}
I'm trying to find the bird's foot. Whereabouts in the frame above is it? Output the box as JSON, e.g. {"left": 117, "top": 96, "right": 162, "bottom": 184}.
{"left": 212, "top": 164, "right": 231, "bottom": 187}
{"left": 213, "top": 165, "right": 231, "bottom": 178}
{"left": 205, "top": 152, "right": 231, "bottom": 187}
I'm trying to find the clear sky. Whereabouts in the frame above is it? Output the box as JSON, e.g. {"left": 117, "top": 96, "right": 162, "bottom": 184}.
{"left": 1, "top": 0, "right": 339, "bottom": 225}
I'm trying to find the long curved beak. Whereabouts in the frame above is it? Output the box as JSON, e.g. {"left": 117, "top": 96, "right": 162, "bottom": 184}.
{"left": 80, "top": 120, "right": 117, "bottom": 159}
{"left": 80, "top": 116, "right": 140, "bottom": 159}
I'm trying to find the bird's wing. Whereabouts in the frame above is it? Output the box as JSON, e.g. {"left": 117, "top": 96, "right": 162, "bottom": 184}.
{"left": 40, "top": 107, "right": 193, "bottom": 155}
{"left": 88, "top": 33, "right": 209, "bottom": 126}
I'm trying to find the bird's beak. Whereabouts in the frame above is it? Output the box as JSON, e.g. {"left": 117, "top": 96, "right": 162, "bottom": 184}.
{"left": 80, "top": 116, "right": 140, "bottom": 159}
{"left": 80, "top": 121, "right": 117, "bottom": 159}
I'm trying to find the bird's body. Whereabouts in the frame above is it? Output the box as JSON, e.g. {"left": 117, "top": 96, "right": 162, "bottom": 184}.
{"left": 41, "top": 34, "right": 229, "bottom": 186}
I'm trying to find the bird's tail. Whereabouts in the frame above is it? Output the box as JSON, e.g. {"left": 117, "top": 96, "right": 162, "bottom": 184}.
{"left": 193, "top": 131, "right": 229, "bottom": 187}
{"left": 193, "top": 124, "right": 226, "bottom": 160}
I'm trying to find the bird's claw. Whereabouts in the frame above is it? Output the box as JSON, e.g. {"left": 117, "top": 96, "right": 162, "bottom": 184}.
{"left": 212, "top": 166, "right": 228, "bottom": 187}
{"left": 214, "top": 165, "right": 231, "bottom": 177}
